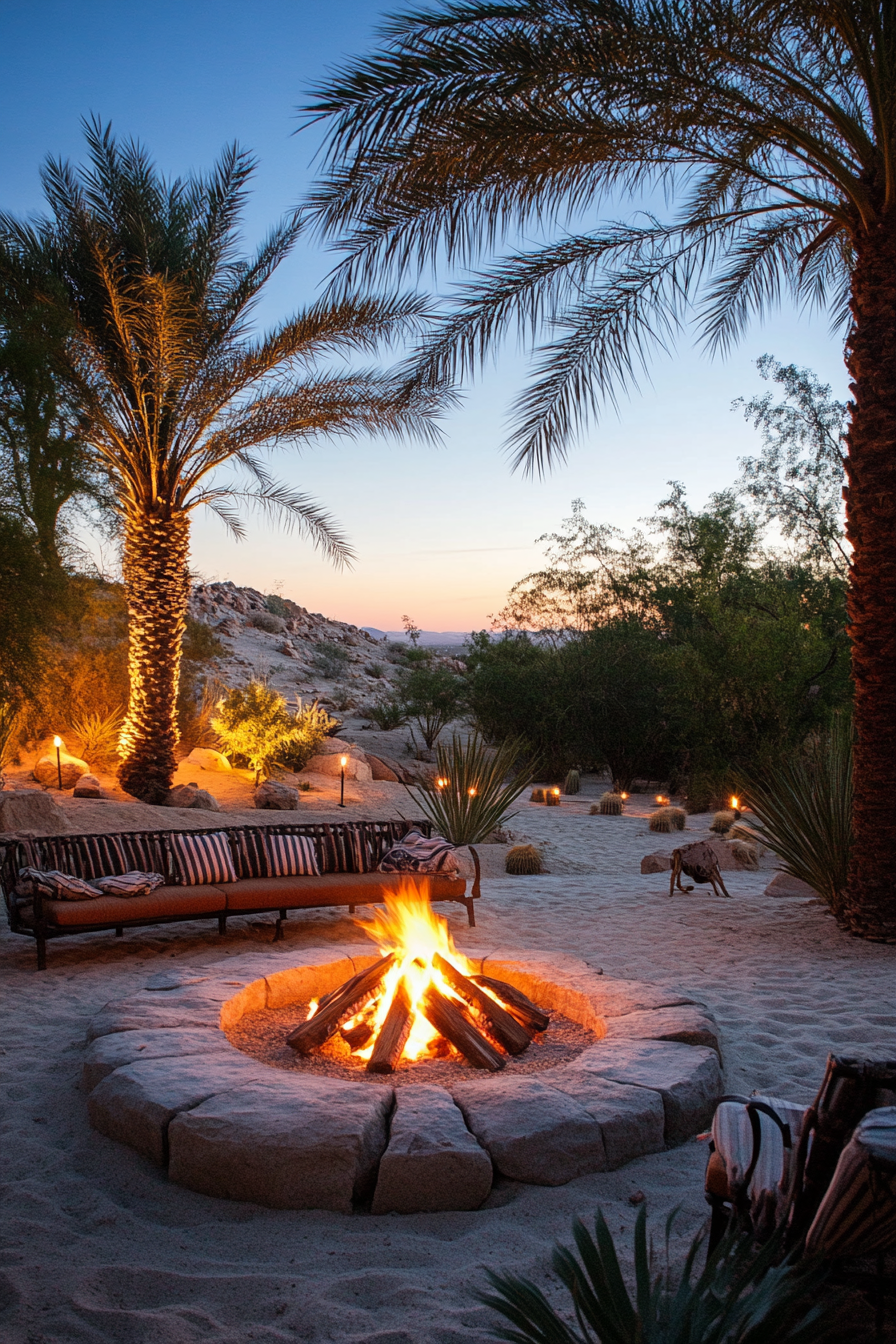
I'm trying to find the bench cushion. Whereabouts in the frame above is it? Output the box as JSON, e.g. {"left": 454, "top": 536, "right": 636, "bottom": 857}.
{"left": 32, "top": 884, "right": 229, "bottom": 927}
{"left": 224, "top": 871, "right": 467, "bottom": 912}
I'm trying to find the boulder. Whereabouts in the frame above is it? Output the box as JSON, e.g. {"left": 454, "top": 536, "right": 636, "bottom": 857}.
{"left": 86, "top": 999, "right": 223, "bottom": 1041}
{"left": 641, "top": 852, "right": 672, "bottom": 874}
{"left": 87, "top": 1053, "right": 270, "bottom": 1165}
{"left": 254, "top": 779, "right": 299, "bottom": 810}
{"left": 0, "top": 790, "right": 69, "bottom": 835}
{"left": 167, "top": 1075, "right": 392, "bottom": 1211}
{"left": 365, "top": 753, "right": 401, "bottom": 783}
{"left": 765, "top": 871, "right": 816, "bottom": 898}
{"left": 603, "top": 1005, "right": 721, "bottom": 1055}
{"left": 33, "top": 751, "right": 89, "bottom": 789}
{"left": 312, "top": 737, "right": 367, "bottom": 762}
{"left": 185, "top": 748, "right": 231, "bottom": 773}
{"left": 302, "top": 753, "right": 372, "bottom": 782}
{"left": 165, "top": 781, "right": 221, "bottom": 811}
{"left": 82, "top": 1028, "right": 232, "bottom": 1092}
{"left": 371, "top": 1084, "right": 493, "bottom": 1214}
{"left": 546, "top": 1074, "right": 666, "bottom": 1168}
{"left": 451, "top": 1076, "right": 606, "bottom": 1184}
{"left": 365, "top": 752, "right": 414, "bottom": 784}
{"left": 73, "top": 774, "right": 104, "bottom": 798}
{"left": 559, "top": 1040, "right": 722, "bottom": 1145}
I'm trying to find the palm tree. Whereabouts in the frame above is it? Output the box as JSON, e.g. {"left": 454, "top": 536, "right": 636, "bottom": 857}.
{"left": 305, "top": 0, "right": 896, "bottom": 940}
{"left": 0, "top": 119, "right": 439, "bottom": 802}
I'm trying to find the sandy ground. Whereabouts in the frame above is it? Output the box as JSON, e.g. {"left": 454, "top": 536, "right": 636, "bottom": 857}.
{"left": 2, "top": 783, "right": 894, "bottom": 1343}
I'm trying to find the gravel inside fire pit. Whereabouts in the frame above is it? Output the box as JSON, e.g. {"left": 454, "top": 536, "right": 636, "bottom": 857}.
{"left": 225, "top": 1002, "right": 599, "bottom": 1085}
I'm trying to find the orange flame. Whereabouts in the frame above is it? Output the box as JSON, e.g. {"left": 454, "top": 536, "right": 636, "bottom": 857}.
{"left": 730, "top": 795, "right": 740, "bottom": 810}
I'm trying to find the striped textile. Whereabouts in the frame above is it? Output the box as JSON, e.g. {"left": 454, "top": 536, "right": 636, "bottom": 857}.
{"left": 709, "top": 1094, "right": 807, "bottom": 1234}
{"left": 805, "top": 1107, "right": 896, "bottom": 1258}
{"left": 32, "top": 834, "right": 126, "bottom": 880}
{"left": 234, "top": 829, "right": 270, "bottom": 879}
{"left": 312, "top": 824, "right": 372, "bottom": 873}
{"left": 17, "top": 867, "right": 100, "bottom": 901}
{"left": 266, "top": 833, "right": 320, "bottom": 877}
{"left": 92, "top": 871, "right": 165, "bottom": 897}
{"left": 168, "top": 832, "right": 237, "bottom": 886}
{"left": 118, "top": 833, "right": 167, "bottom": 877}
{"left": 378, "top": 828, "right": 459, "bottom": 876}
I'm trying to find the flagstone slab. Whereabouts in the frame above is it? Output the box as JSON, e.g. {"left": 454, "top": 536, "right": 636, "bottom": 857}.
{"left": 371, "top": 1085, "right": 492, "bottom": 1214}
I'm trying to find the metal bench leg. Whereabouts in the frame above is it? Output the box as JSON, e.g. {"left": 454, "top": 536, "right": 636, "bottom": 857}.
{"left": 465, "top": 898, "right": 476, "bottom": 927}
{"left": 348, "top": 904, "right": 355, "bottom": 914}
{"left": 115, "top": 926, "right": 123, "bottom": 937}
{"left": 36, "top": 935, "right": 46, "bottom": 971}
{"left": 274, "top": 909, "right": 287, "bottom": 942}
{"left": 218, "top": 915, "right": 227, "bottom": 935}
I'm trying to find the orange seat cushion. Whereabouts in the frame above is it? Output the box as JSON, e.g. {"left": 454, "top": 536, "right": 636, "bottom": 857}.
{"left": 37, "top": 884, "right": 228, "bottom": 927}
{"left": 224, "top": 871, "right": 467, "bottom": 912}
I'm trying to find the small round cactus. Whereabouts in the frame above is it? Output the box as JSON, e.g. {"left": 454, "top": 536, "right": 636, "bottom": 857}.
{"left": 710, "top": 809, "right": 736, "bottom": 833}
{"left": 594, "top": 792, "right": 625, "bottom": 815}
{"left": 563, "top": 768, "right": 581, "bottom": 795}
{"left": 650, "top": 805, "right": 686, "bottom": 832}
{"left": 505, "top": 844, "right": 544, "bottom": 875}
{"left": 730, "top": 838, "right": 759, "bottom": 869}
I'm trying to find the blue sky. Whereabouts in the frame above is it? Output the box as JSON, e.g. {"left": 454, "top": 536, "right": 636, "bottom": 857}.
{"left": 1, "top": 1, "right": 849, "bottom": 630}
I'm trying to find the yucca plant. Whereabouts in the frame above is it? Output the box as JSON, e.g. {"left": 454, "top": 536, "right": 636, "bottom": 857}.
{"left": 478, "top": 1205, "right": 837, "bottom": 1344}
{"left": 408, "top": 733, "right": 536, "bottom": 845}
{"left": 741, "top": 715, "right": 852, "bottom": 917}
{"left": 70, "top": 707, "right": 124, "bottom": 766}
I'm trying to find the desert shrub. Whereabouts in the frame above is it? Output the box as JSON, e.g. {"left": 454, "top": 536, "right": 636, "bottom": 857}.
{"left": 397, "top": 663, "right": 467, "bottom": 749}
{"left": 278, "top": 700, "right": 338, "bottom": 772}
{"left": 364, "top": 661, "right": 385, "bottom": 678}
{"left": 211, "top": 681, "right": 307, "bottom": 782}
{"left": 478, "top": 1203, "right": 837, "bottom": 1344}
{"left": 70, "top": 708, "right": 124, "bottom": 767}
{"left": 0, "top": 700, "right": 23, "bottom": 770}
{"left": 249, "top": 611, "right": 284, "bottom": 634}
{"left": 182, "top": 618, "right": 226, "bottom": 661}
{"left": 408, "top": 733, "right": 535, "bottom": 845}
{"left": 265, "top": 594, "right": 290, "bottom": 618}
{"left": 742, "top": 714, "right": 852, "bottom": 916}
{"left": 328, "top": 684, "right": 358, "bottom": 712}
{"left": 0, "top": 512, "right": 69, "bottom": 716}
{"left": 311, "top": 639, "right": 350, "bottom": 678}
{"left": 178, "top": 678, "right": 226, "bottom": 753}
{"left": 364, "top": 691, "right": 408, "bottom": 731}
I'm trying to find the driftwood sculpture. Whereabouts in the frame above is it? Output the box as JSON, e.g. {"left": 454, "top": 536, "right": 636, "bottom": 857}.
{"left": 669, "top": 841, "right": 732, "bottom": 899}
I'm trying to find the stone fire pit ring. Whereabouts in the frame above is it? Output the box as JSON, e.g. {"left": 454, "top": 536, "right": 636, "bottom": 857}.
{"left": 83, "top": 947, "right": 723, "bottom": 1214}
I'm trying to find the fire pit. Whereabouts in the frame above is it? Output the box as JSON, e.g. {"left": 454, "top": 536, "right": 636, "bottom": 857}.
{"left": 83, "top": 909, "right": 723, "bottom": 1214}
{"left": 286, "top": 893, "right": 549, "bottom": 1073}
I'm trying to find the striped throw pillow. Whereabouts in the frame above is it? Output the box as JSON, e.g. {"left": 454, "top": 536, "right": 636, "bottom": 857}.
{"left": 266, "top": 833, "right": 320, "bottom": 877}
{"left": 93, "top": 871, "right": 165, "bottom": 897}
{"left": 168, "top": 832, "right": 237, "bottom": 886}
{"left": 235, "top": 828, "right": 270, "bottom": 879}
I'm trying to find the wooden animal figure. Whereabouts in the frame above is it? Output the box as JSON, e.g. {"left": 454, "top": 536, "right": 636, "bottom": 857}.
{"left": 669, "top": 840, "right": 731, "bottom": 898}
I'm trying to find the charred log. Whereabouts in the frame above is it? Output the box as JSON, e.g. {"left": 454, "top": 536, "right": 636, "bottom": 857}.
{"left": 434, "top": 954, "right": 533, "bottom": 1055}
{"left": 367, "top": 979, "right": 413, "bottom": 1073}
{"left": 287, "top": 954, "right": 395, "bottom": 1053}
{"left": 420, "top": 984, "right": 506, "bottom": 1071}
{"left": 471, "top": 975, "right": 550, "bottom": 1033}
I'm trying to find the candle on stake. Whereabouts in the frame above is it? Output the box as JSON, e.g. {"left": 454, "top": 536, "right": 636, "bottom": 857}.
{"left": 339, "top": 755, "right": 347, "bottom": 808}
{"left": 53, "top": 736, "right": 63, "bottom": 790}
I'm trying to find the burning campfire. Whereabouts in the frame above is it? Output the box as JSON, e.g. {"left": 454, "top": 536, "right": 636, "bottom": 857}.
{"left": 286, "top": 889, "right": 549, "bottom": 1073}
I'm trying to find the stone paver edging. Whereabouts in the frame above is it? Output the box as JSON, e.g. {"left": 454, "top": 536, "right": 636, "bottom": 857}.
{"left": 83, "top": 947, "right": 722, "bottom": 1213}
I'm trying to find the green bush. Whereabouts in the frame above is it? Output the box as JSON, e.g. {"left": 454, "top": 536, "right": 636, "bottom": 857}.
{"left": 249, "top": 611, "right": 284, "bottom": 633}
{"left": 311, "top": 640, "right": 350, "bottom": 678}
{"left": 265, "top": 594, "right": 290, "bottom": 618}
{"left": 182, "top": 617, "right": 226, "bottom": 661}
{"left": 363, "top": 690, "right": 408, "bottom": 731}
{"left": 211, "top": 682, "right": 332, "bottom": 782}
{"left": 397, "top": 663, "right": 467, "bottom": 749}
{"left": 279, "top": 700, "right": 338, "bottom": 772}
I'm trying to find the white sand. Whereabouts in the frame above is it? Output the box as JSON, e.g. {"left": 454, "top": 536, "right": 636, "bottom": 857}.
{"left": 2, "top": 787, "right": 894, "bottom": 1343}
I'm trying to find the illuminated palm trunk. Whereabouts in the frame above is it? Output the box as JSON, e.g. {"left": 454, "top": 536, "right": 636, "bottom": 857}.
{"left": 842, "top": 221, "right": 896, "bottom": 941}
{"left": 118, "top": 507, "right": 191, "bottom": 803}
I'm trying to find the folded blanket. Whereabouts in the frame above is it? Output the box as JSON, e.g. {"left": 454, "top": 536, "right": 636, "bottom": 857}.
{"left": 378, "top": 828, "right": 459, "bottom": 876}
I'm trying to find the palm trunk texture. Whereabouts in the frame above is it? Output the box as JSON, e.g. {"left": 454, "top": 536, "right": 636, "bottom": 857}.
{"left": 843, "top": 218, "right": 896, "bottom": 941}
{"left": 118, "top": 509, "right": 190, "bottom": 804}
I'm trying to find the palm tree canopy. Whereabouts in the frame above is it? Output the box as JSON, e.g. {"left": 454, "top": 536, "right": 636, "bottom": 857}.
{"left": 304, "top": 0, "right": 893, "bottom": 473}
{"left": 0, "top": 118, "right": 443, "bottom": 559}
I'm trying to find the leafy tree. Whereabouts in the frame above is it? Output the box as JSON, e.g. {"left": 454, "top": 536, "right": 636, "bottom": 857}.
{"left": 0, "top": 119, "right": 439, "bottom": 802}
{"left": 0, "top": 512, "right": 55, "bottom": 712}
{"left": 306, "top": 0, "right": 896, "bottom": 937}
{"left": 211, "top": 682, "right": 330, "bottom": 782}
{"left": 735, "top": 356, "right": 848, "bottom": 575}
{"left": 397, "top": 661, "right": 467, "bottom": 749}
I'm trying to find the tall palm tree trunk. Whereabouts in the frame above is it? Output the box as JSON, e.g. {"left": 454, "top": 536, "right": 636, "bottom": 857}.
{"left": 118, "top": 507, "right": 190, "bottom": 803}
{"left": 843, "top": 219, "right": 896, "bottom": 941}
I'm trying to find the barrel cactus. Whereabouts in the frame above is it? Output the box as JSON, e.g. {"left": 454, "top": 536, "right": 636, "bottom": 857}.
{"left": 563, "top": 769, "right": 581, "bottom": 795}
{"left": 505, "top": 844, "right": 544, "bottom": 875}
{"left": 650, "top": 806, "right": 686, "bottom": 832}
{"left": 593, "top": 792, "right": 625, "bottom": 815}
{"left": 710, "top": 809, "right": 735, "bottom": 833}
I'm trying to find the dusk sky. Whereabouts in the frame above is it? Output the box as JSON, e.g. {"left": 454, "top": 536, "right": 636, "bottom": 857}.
{"left": 1, "top": 0, "right": 850, "bottom": 633}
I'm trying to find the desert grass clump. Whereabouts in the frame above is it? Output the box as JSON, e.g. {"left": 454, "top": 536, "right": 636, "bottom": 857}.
{"left": 730, "top": 838, "right": 759, "bottom": 869}
{"left": 710, "top": 809, "right": 736, "bottom": 833}
{"left": 649, "top": 805, "right": 686, "bottom": 832}
{"left": 594, "top": 791, "right": 625, "bottom": 815}
{"left": 563, "top": 768, "right": 580, "bottom": 795}
{"left": 505, "top": 844, "right": 543, "bottom": 875}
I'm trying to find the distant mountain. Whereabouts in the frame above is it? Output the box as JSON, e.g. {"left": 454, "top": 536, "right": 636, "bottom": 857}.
{"left": 362, "top": 628, "right": 476, "bottom": 647}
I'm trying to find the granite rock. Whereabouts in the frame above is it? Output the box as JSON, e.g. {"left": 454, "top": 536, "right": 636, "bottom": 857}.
{"left": 0, "top": 789, "right": 69, "bottom": 835}
{"left": 186, "top": 748, "right": 232, "bottom": 772}
{"left": 603, "top": 1005, "right": 721, "bottom": 1055}
{"left": 254, "top": 778, "right": 299, "bottom": 810}
{"left": 371, "top": 1084, "right": 492, "bottom": 1214}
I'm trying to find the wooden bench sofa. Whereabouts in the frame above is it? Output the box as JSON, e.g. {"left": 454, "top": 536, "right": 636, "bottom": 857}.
{"left": 0, "top": 819, "right": 480, "bottom": 970}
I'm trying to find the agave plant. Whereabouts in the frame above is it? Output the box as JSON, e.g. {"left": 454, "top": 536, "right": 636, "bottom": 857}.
{"left": 478, "top": 1205, "right": 837, "bottom": 1344}
{"left": 741, "top": 715, "right": 852, "bottom": 917}
{"left": 70, "top": 708, "right": 124, "bottom": 766}
{"left": 408, "top": 733, "right": 535, "bottom": 845}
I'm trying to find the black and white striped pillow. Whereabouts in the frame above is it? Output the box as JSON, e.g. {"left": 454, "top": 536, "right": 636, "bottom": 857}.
{"left": 266, "top": 833, "right": 320, "bottom": 878}
{"left": 93, "top": 871, "right": 166, "bottom": 897}
{"left": 16, "top": 867, "right": 100, "bottom": 901}
{"left": 168, "top": 832, "right": 237, "bottom": 886}
{"left": 235, "top": 828, "right": 270, "bottom": 879}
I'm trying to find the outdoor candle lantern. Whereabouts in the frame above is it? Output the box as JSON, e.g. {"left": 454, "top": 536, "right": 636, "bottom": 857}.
{"left": 339, "top": 755, "right": 348, "bottom": 808}
{"left": 656, "top": 793, "right": 670, "bottom": 806}
{"left": 729, "top": 795, "right": 741, "bottom": 817}
{"left": 53, "top": 736, "right": 63, "bottom": 789}
{"left": 546, "top": 786, "right": 561, "bottom": 807}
